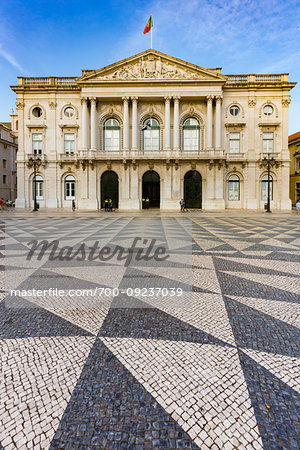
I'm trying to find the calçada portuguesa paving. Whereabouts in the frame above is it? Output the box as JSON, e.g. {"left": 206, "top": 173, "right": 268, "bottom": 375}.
{"left": 0, "top": 210, "right": 299, "bottom": 449}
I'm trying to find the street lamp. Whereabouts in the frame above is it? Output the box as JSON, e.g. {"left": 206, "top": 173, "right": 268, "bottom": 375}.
{"left": 260, "top": 154, "right": 276, "bottom": 213}
{"left": 27, "top": 154, "right": 42, "bottom": 211}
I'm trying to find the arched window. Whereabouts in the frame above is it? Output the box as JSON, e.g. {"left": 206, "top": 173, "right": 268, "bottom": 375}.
{"left": 261, "top": 174, "right": 273, "bottom": 201}
{"left": 182, "top": 118, "right": 200, "bottom": 151}
{"left": 228, "top": 174, "right": 240, "bottom": 201}
{"left": 103, "top": 118, "right": 120, "bottom": 152}
{"left": 143, "top": 118, "right": 160, "bottom": 151}
{"left": 65, "top": 175, "right": 76, "bottom": 200}
{"left": 32, "top": 174, "right": 44, "bottom": 200}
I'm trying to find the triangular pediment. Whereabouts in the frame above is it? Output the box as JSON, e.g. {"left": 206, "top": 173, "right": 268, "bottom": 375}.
{"left": 78, "top": 49, "right": 226, "bottom": 83}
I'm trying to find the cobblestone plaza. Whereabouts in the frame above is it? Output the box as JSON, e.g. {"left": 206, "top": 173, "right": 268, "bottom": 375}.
{"left": 0, "top": 211, "right": 299, "bottom": 449}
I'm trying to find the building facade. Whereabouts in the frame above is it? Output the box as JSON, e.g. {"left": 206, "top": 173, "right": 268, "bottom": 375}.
{"left": 0, "top": 122, "right": 17, "bottom": 202}
{"left": 11, "top": 49, "right": 296, "bottom": 211}
{"left": 288, "top": 131, "right": 300, "bottom": 205}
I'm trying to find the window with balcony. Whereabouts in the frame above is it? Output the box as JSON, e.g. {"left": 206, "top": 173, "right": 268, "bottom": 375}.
{"left": 142, "top": 118, "right": 160, "bottom": 151}
{"left": 263, "top": 132, "right": 274, "bottom": 153}
{"left": 182, "top": 118, "right": 200, "bottom": 151}
{"left": 65, "top": 175, "right": 76, "bottom": 200}
{"left": 229, "top": 132, "right": 240, "bottom": 153}
{"left": 228, "top": 174, "right": 240, "bottom": 200}
{"left": 261, "top": 174, "right": 273, "bottom": 200}
{"left": 32, "top": 133, "right": 43, "bottom": 154}
{"left": 64, "top": 133, "right": 75, "bottom": 154}
{"left": 103, "top": 118, "right": 120, "bottom": 152}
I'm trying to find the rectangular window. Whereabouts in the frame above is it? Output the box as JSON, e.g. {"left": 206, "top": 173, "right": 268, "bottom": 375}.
{"left": 261, "top": 180, "right": 273, "bottom": 200}
{"left": 295, "top": 157, "right": 300, "bottom": 171}
{"left": 263, "top": 132, "right": 274, "bottom": 153}
{"left": 229, "top": 132, "right": 240, "bottom": 153}
{"left": 228, "top": 182, "right": 240, "bottom": 200}
{"left": 3, "top": 159, "right": 6, "bottom": 169}
{"left": 32, "top": 133, "right": 43, "bottom": 154}
{"left": 296, "top": 182, "right": 300, "bottom": 201}
{"left": 3, "top": 175, "right": 7, "bottom": 184}
{"left": 143, "top": 129, "right": 160, "bottom": 151}
{"left": 64, "top": 133, "right": 75, "bottom": 154}
{"left": 104, "top": 129, "right": 120, "bottom": 152}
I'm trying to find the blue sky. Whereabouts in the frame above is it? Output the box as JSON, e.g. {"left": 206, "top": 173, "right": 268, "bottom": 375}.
{"left": 0, "top": 0, "right": 299, "bottom": 133}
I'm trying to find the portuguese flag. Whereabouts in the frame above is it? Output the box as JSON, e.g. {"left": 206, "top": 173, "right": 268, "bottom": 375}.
{"left": 143, "top": 15, "right": 153, "bottom": 34}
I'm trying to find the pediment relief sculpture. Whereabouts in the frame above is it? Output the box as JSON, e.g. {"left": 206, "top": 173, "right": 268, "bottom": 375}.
{"left": 96, "top": 56, "right": 210, "bottom": 81}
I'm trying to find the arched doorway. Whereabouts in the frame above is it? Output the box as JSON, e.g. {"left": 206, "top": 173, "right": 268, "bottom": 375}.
{"left": 142, "top": 170, "right": 160, "bottom": 208}
{"left": 101, "top": 171, "right": 119, "bottom": 209}
{"left": 184, "top": 170, "right": 202, "bottom": 208}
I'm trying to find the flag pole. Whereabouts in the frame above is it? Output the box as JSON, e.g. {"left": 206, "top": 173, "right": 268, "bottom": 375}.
{"left": 151, "top": 13, "right": 152, "bottom": 49}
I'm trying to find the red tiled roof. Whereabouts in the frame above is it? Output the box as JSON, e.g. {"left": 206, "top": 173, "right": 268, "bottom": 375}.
{"left": 289, "top": 131, "right": 300, "bottom": 142}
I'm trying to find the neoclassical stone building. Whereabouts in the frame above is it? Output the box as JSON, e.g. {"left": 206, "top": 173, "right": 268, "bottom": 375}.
{"left": 11, "top": 49, "right": 296, "bottom": 210}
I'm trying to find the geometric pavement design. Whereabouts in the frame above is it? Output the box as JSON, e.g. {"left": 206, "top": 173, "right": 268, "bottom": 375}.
{"left": 0, "top": 212, "right": 299, "bottom": 449}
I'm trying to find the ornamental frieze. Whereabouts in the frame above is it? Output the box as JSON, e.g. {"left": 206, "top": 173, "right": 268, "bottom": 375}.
{"left": 99, "top": 56, "right": 207, "bottom": 81}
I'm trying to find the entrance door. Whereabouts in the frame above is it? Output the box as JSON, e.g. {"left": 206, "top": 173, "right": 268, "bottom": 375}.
{"left": 184, "top": 170, "right": 202, "bottom": 208}
{"left": 142, "top": 170, "right": 160, "bottom": 208}
{"left": 101, "top": 171, "right": 119, "bottom": 208}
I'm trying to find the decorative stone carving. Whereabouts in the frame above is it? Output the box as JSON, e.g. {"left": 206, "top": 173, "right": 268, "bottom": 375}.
{"left": 48, "top": 101, "right": 57, "bottom": 109}
{"left": 248, "top": 99, "right": 256, "bottom": 107}
{"left": 99, "top": 56, "right": 208, "bottom": 80}
{"left": 16, "top": 101, "right": 24, "bottom": 110}
{"left": 282, "top": 97, "right": 291, "bottom": 107}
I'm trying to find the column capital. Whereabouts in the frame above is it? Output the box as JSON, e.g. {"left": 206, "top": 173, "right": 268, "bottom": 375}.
{"left": 81, "top": 96, "right": 88, "bottom": 104}
{"left": 122, "top": 96, "right": 130, "bottom": 101}
{"left": 89, "top": 96, "right": 97, "bottom": 102}
{"left": 131, "top": 96, "right": 138, "bottom": 101}
{"left": 173, "top": 96, "right": 181, "bottom": 101}
{"left": 206, "top": 95, "right": 214, "bottom": 102}
{"left": 164, "top": 96, "right": 171, "bottom": 102}
{"left": 216, "top": 95, "right": 223, "bottom": 101}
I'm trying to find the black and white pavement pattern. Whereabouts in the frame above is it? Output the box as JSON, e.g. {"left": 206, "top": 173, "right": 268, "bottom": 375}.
{"left": 0, "top": 212, "right": 299, "bottom": 449}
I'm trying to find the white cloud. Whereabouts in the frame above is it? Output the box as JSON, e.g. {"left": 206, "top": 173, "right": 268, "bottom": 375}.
{"left": 0, "top": 43, "right": 24, "bottom": 72}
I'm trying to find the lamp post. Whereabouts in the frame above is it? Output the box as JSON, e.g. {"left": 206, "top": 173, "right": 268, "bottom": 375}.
{"left": 260, "top": 154, "right": 276, "bottom": 213}
{"left": 27, "top": 154, "right": 42, "bottom": 211}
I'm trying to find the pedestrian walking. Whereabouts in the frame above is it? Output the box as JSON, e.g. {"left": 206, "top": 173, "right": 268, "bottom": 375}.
{"left": 72, "top": 200, "right": 76, "bottom": 211}
{"left": 142, "top": 198, "right": 145, "bottom": 209}
{"left": 108, "top": 199, "right": 113, "bottom": 212}
{"left": 0, "top": 198, "right": 3, "bottom": 210}
{"left": 296, "top": 199, "right": 300, "bottom": 215}
{"left": 179, "top": 199, "right": 185, "bottom": 212}
{"left": 145, "top": 197, "right": 149, "bottom": 210}
{"left": 104, "top": 198, "right": 109, "bottom": 211}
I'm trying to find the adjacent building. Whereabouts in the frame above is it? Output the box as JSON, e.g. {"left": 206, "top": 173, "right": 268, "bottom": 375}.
{"left": 288, "top": 131, "right": 300, "bottom": 205}
{"left": 0, "top": 122, "right": 18, "bottom": 202}
{"left": 10, "top": 49, "right": 296, "bottom": 210}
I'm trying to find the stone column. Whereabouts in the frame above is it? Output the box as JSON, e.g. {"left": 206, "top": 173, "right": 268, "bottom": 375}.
{"left": 164, "top": 96, "right": 171, "bottom": 150}
{"left": 206, "top": 96, "right": 213, "bottom": 149}
{"left": 131, "top": 96, "right": 138, "bottom": 152}
{"left": 173, "top": 96, "right": 181, "bottom": 151}
{"left": 122, "top": 96, "right": 129, "bottom": 152}
{"left": 215, "top": 95, "right": 222, "bottom": 149}
{"left": 90, "top": 97, "right": 97, "bottom": 151}
{"left": 81, "top": 97, "right": 88, "bottom": 150}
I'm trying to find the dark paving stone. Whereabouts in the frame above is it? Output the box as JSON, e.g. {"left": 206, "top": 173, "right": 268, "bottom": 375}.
{"left": 0, "top": 296, "right": 92, "bottom": 339}
{"left": 99, "top": 300, "right": 231, "bottom": 347}
{"left": 224, "top": 296, "right": 300, "bottom": 358}
{"left": 239, "top": 350, "right": 300, "bottom": 450}
{"left": 216, "top": 270, "right": 300, "bottom": 304}
{"left": 49, "top": 339, "right": 199, "bottom": 449}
